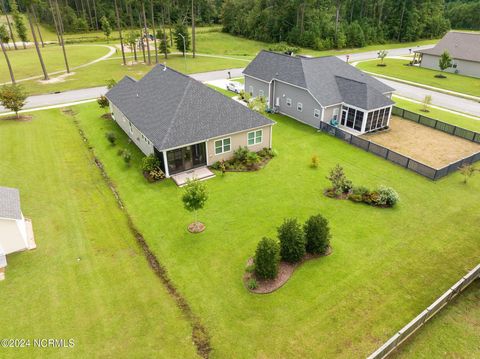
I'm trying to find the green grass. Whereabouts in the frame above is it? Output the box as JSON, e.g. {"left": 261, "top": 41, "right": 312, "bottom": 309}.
{"left": 71, "top": 101, "right": 479, "bottom": 358}
{"left": 0, "top": 14, "right": 58, "bottom": 42}
{"left": 0, "top": 110, "right": 198, "bottom": 358}
{"left": 0, "top": 44, "right": 110, "bottom": 83}
{"left": 393, "top": 96, "right": 480, "bottom": 132}
{"left": 357, "top": 58, "right": 480, "bottom": 97}
{"left": 395, "top": 281, "right": 480, "bottom": 358}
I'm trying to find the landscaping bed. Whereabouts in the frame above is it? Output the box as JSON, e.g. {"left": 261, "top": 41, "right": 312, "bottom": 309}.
{"left": 210, "top": 146, "right": 276, "bottom": 173}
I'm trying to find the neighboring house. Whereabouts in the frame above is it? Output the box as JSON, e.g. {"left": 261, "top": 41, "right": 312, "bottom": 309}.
{"left": 414, "top": 31, "right": 480, "bottom": 78}
{"left": 106, "top": 65, "right": 274, "bottom": 178}
{"left": 0, "top": 187, "right": 36, "bottom": 280}
{"left": 243, "top": 50, "right": 395, "bottom": 135}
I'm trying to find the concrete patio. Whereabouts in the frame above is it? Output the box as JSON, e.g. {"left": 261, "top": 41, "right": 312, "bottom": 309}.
{"left": 171, "top": 167, "right": 216, "bottom": 187}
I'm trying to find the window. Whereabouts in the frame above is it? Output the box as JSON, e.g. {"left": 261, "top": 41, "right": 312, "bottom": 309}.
{"left": 286, "top": 98, "right": 292, "bottom": 107}
{"left": 248, "top": 86, "right": 253, "bottom": 96}
{"left": 364, "top": 107, "right": 391, "bottom": 132}
{"left": 259, "top": 90, "right": 264, "bottom": 98}
{"left": 354, "top": 110, "right": 364, "bottom": 131}
{"left": 314, "top": 109, "right": 321, "bottom": 118}
{"left": 347, "top": 108, "right": 355, "bottom": 128}
{"left": 214, "top": 138, "right": 231, "bottom": 155}
{"left": 247, "top": 130, "right": 263, "bottom": 146}
{"left": 297, "top": 102, "right": 303, "bottom": 112}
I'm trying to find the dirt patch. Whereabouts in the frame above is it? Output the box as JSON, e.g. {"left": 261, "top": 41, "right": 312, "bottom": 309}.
{"left": 38, "top": 72, "right": 76, "bottom": 84}
{"left": 188, "top": 222, "right": 206, "bottom": 233}
{"left": 0, "top": 114, "right": 33, "bottom": 121}
{"left": 244, "top": 247, "right": 333, "bottom": 294}
{"left": 362, "top": 116, "right": 480, "bottom": 168}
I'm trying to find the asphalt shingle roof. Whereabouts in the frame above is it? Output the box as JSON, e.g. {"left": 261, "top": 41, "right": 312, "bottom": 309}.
{"left": 416, "top": 31, "right": 480, "bottom": 63}
{"left": 243, "top": 50, "right": 394, "bottom": 110}
{"left": 106, "top": 65, "right": 274, "bottom": 151}
{"left": 0, "top": 187, "right": 22, "bottom": 220}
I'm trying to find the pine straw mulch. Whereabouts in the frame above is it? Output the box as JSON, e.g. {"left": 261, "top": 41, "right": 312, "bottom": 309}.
{"left": 244, "top": 246, "right": 333, "bottom": 294}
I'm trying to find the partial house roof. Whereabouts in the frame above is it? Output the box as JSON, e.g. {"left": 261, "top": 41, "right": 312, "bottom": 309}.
{"left": 415, "top": 31, "right": 480, "bottom": 63}
{"left": 243, "top": 50, "right": 394, "bottom": 110}
{"left": 0, "top": 187, "right": 22, "bottom": 220}
{"left": 106, "top": 65, "right": 274, "bottom": 151}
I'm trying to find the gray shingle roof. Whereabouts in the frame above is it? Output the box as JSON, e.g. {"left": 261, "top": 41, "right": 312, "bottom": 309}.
{"left": 243, "top": 50, "right": 394, "bottom": 110}
{"left": 106, "top": 65, "right": 274, "bottom": 151}
{"left": 416, "top": 32, "right": 480, "bottom": 63}
{"left": 0, "top": 187, "right": 22, "bottom": 220}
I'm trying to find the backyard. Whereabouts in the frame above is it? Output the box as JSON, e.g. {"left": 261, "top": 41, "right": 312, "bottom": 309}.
{"left": 362, "top": 116, "right": 480, "bottom": 168}
{"left": 357, "top": 58, "right": 480, "bottom": 97}
{"left": 66, "top": 101, "right": 479, "bottom": 357}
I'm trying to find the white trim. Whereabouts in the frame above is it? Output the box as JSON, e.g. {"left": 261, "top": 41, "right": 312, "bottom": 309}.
{"left": 244, "top": 74, "right": 270, "bottom": 84}
{"left": 320, "top": 108, "right": 325, "bottom": 125}
{"left": 162, "top": 151, "right": 170, "bottom": 178}
{"left": 247, "top": 129, "right": 263, "bottom": 147}
{"left": 214, "top": 137, "right": 232, "bottom": 155}
{"left": 269, "top": 125, "right": 273, "bottom": 148}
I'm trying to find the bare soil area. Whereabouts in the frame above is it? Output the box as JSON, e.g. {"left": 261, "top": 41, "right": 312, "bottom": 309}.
{"left": 362, "top": 116, "right": 480, "bottom": 168}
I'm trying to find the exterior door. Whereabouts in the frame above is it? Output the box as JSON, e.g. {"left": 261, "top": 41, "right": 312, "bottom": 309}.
{"left": 341, "top": 109, "right": 348, "bottom": 126}
{"left": 167, "top": 143, "right": 207, "bottom": 175}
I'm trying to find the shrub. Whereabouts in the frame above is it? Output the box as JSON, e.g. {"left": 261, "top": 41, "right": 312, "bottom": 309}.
{"left": 105, "top": 132, "right": 116, "bottom": 146}
{"left": 310, "top": 154, "right": 319, "bottom": 168}
{"left": 210, "top": 161, "right": 221, "bottom": 170}
{"left": 142, "top": 154, "right": 161, "bottom": 172}
{"left": 245, "top": 263, "right": 255, "bottom": 273}
{"left": 327, "top": 164, "right": 353, "bottom": 195}
{"left": 254, "top": 237, "right": 280, "bottom": 280}
{"left": 377, "top": 186, "right": 399, "bottom": 207}
{"left": 278, "top": 218, "right": 306, "bottom": 263}
{"left": 246, "top": 151, "right": 260, "bottom": 167}
{"left": 247, "top": 278, "right": 258, "bottom": 290}
{"left": 352, "top": 186, "right": 369, "bottom": 197}
{"left": 233, "top": 146, "right": 249, "bottom": 164}
{"left": 304, "top": 214, "right": 331, "bottom": 255}
{"left": 122, "top": 149, "right": 132, "bottom": 166}
{"left": 348, "top": 194, "right": 363, "bottom": 202}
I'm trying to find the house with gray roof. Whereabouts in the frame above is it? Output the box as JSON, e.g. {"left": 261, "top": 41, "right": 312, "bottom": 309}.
{"left": 415, "top": 31, "right": 480, "bottom": 78}
{"left": 106, "top": 65, "right": 274, "bottom": 179}
{"left": 243, "top": 50, "right": 395, "bottom": 134}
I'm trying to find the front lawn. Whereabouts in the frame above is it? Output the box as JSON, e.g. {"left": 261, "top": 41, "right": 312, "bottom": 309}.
{"left": 72, "top": 102, "right": 479, "bottom": 358}
{"left": 357, "top": 58, "right": 480, "bottom": 97}
{"left": 0, "top": 111, "right": 197, "bottom": 358}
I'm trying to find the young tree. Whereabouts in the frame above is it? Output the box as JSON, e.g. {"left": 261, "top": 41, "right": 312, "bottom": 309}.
{"left": 421, "top": 95, "right": 432, "bottom": 112}
{"left": 438, "top": 50, "right": 452, "bottom": 76}
{"left": 458, "top": 163, "right": 477, "bottom": 184}
{"left": 0, "top": 85, "right": 27, "bottom": 119}
{"left": 0, "top": 23, "right": 10, "bottom": 48}
{"left": 304, "top": 214, "right": 331, "bottom": 255}
{"left": 125, "top": 31, "right": 138, "bottom": 62}
{"left": 174, "top": 22, "right": 190, "bottom": 55}
{"left": 377, "top": 50, "right": 388, "bottom": 66}
{"left": 248, "top": 96, "right": 266, "bottom": 114}
{"left": 106, "top": 78, "right": 117, "bottom": 89}
{"left": 0, "top": 28, "right": 15, "bottom": 83}
{"left": 182, "top": 178, "right": 208, "bottom": 233}
{"left": 277, "top": 218, "right": 306, "bottom": 263}
{"left": 327, "top": 164, "right": 352, "bottom": 196}
{"left": 157, "top": 29, "right": 169, "bottom": 57}
{"left": 100, "top": 16, "right": 112, "bottom": 42}
{"left": 97, "top": 95, "right": 109, "bottom": 113}
{"left": 11, "top": 0, "right": 28, "bottom": 49}
{"left": 254, "top": 237, "right": 280, "bottom": 280}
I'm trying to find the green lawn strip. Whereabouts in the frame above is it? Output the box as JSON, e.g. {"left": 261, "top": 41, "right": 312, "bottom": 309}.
{"left": 72, "top": 101, "right": 479, "bottom": 358}
{"left": 393, "top": 96, "right": 480, "bottom": 133}
{"left": 0, "top": 44, "right": 110, "bottom": 83}
{"left": 206, "top": 84, "right": 237, "bottom": 98}
{"left": 18, "top": 54, "right": 249, "bottom": 96}
{"left": 357, "top": 58, "right": 480, "bottom": 97}
{"left": 0, "top": 110, "right": 198, "bottom": 358}
{"left": 395, "top": 281, "right": 480, "bottom": 358}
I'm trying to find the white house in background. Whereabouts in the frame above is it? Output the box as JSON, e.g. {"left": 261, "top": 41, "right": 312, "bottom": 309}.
{"left": 0, "top": 187, "right": 36, "bottom": 280}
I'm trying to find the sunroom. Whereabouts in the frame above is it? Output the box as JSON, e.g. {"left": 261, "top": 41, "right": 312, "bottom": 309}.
{"left": 339, "top": 104, "right": 392, "bottom": 134}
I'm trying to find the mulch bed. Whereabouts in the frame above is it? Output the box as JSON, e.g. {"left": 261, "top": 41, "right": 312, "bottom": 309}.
{"left": 188, "top": 222, "right": 206, "bottom": 233}
{"left": 244, "top": 246, "right": 333, "bottom": 294}
{"left": 213, "top": 157, "right": 273, "bottom": 173}
{"left": 101, "top": 113, "right": 113, "bottom": 120}
{"left": 0, "top": 114, "right": 33, "bottom": 121}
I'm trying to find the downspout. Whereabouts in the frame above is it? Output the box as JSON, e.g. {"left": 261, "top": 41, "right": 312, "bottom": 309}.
{"left": 162, "top": 151, "right": 170, "bottom": 178}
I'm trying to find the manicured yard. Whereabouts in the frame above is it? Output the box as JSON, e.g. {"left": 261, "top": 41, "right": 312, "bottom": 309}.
{"left": 357, "top": 58, "right": 480, "bottom": 97}
{"left": 393, "top": 96, "right": 480, "bottom": 132}
{"left": 396, "top": 281, "right": 480, "bottom": 358}
{"left": 0, "top": 111, "right": 198, "bottom": 358}
{"left": 71, "top": 101, "right": 479, "bottom": 358}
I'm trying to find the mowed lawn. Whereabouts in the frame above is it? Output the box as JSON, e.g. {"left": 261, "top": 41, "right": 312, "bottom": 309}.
{"left": 0, "top": 111, "right": 197, "bottom": 358}
{"left": 395, "top": 281, "right": 480, "bottom": 358}
{"left": 357, "top": 58, "right": 480, "bottom": 97}
{"left": 0, "top": 44, "right": 110, "bottom": 83}
{"left": 72, "top": 102, "right": 480, "bottom": 358}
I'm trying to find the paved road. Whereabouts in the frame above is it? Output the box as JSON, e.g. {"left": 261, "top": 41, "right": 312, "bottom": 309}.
{"left": 336, "top": 44, "right": 433, "bottom": 62}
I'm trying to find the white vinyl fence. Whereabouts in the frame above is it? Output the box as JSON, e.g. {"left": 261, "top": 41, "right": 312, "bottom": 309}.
{"left": 367, "top": 263, "right": 480, "bottom": 359}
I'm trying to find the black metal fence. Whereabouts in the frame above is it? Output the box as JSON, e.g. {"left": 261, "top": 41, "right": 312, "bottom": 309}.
{"left": 319, "top": 111, "right": 480, "bottom": 180}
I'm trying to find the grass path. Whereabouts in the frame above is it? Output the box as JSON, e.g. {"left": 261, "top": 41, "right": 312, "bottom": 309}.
{"left": 0, "top": 110, "right": 198, "bottom": 358}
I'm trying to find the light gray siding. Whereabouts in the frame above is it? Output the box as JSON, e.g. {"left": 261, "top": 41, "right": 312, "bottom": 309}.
{"left": 110, "top": 103, "right": 154, "bottom": 155}
{"left": 244, "top": 75, "right": 270, "bottom": 102}
{"left": 420, "top": 54, "right": 480, "bottom": 78}
{"left": 273, "top": 81, "right": 323, "bottom": 128}
{"left": 323, "top": 105, "right": 342, "bottom": 124}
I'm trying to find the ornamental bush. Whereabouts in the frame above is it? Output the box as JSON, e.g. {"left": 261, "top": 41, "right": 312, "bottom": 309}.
{"left": 278, "top": 218, "right": 306, "bottom": 263}
{"left": 254, "top": 237, "right": 280, "bottom": 280}
{"left": 105, "top": 132, "right": 116, "bottom": 146}
{"left": 304, "top": 214, "right": 331, "bottom": 255}
{"left": 377, "top": 186, "right": 399, "bottom": 207}
{"left": 233, "top": 146, "right": 249, "bottom": 164}
{"left": 142, "top": 154, "right": 161, "bottom": 172}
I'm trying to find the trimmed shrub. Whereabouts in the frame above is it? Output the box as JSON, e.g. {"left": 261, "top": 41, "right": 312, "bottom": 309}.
{"left": 122, "top": 149, "right": 132, "bottom": 166}
{"left": 246, "top": 151, "right": 260, "bottom": 167}
{"left": 378, "top": 186, "right": 399, "bottom": 207}
{"left": 247, "top": 278, "right": 258, "bottom": 290}
{"left": 254, "top": 237, "right": 280, "bottom": 280}
{"left": 352, "top": 186, "right": 369, "bottom": 197}
{"left": 105, "top": 132, "right": 116, "bottom": 146}
{"left": 233, "top": 146, "right": 249, "bottom": 164}
{"left": 278, "top": 218, "right": 306, "bottom": 263}
{"left": 304, "top": 215, "right": 331, "bottom": 255}
{"left": 311, "top": 154, "right": 319, "bottom": 168}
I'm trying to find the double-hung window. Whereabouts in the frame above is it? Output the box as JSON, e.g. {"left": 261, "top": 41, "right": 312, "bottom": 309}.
{"left": 247, "top": 130, "right": 263, "bottom": 146}
{"left": 259, "top": 90, "right": 264, "bottom": 98}
{"left": 314, "top": 109, "right": 321, "bottom": 118}
{"left": 286, "top": 98, "right": 292, "bottom": 107}
{"left": 297, "top": 102, "right": 303, "bottom": 112}
{"left": 215, "top": 138, "right": 231, "bottom": 155}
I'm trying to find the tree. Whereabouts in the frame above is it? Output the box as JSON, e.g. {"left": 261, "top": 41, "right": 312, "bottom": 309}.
{"left": 0, "top": 24, "right": 10, "bottom": 48}
{"left": 458, "top": 164, "right": 477, "bottom": 184}
{"left": 27, "top": 6, "right": 48, "bottom": 80}
{"left": 0, "top": 85, "right": 27, "bottom": 119}
{"left": 0, "top": 0, "right": 17, "bottom": 50}
{"left": 100, "top": 16, "right": 112, "bottom": 42}
{"left": 248, "top": 96, "right": 266, "bottom": 114}
{"left": 182, "top": 179, "right": 208, "bottom": 232}
{"left": 174, "top": 22, "right": 190, "bottom": 55}
{"left": 10, "top": 0, "right": 28, "bottom": 49}
{"left": 53, "top": 0, "right": 70, "bottom": 73}
{"left": 126, "top": 31, "right": 139, "bottom": 62}
{"left": 106, "top": 78, "right": 117, "bottom": 89}
{"left": 254, "top": 237, "right": 280, "bottom": 280}
{"left": 438, "top": 50, "right": 452, "bottom": 76}
{"left": 157, "top": 30, "right": 170, "bottom": 56}
{"left": 150, "top": 0, "right": 158, "bottom": 64}
{"left": 304, "top": 214, "right": 331, "bottom": 255}
{"left": 141, "top": 1, "right": 151, "bottom": 65}
{"left": 0, "top": 28, "right": 15, "bottom": 83}
{"left": 97, "top": 95, "right": 109, "bottom": 113}
{"left": 421, "top": 95, "right": 432, "bottom": 112}
{"left": 377, "top": 50, "right": 388, "bottom": 66}
{"left": 191, "top": 0, "right": 195, "bottom": 58}
{"left": 277, "top": 218, "right": 306, "bottom": 263}
{"left": 327, "top": 164, "right": 352, "bottom": 196}
{"left": 114, "top": 0, "right": 126, "bottom": 65}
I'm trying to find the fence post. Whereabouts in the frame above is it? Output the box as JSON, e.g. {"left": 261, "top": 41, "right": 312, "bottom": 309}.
{"left": 385, "top": 149, "right": 389, "bottom": 159}
{"left": 349, "top": 135, "right": 353, "bottom": 144}
{"left": 406, "top": 158, "right": 410, "bottom": 169}
{"left": 367, "top": 141, "right": 371, "bottom": 152}
{"left": 453, "top": 126, "right": 457, "bottom": 136}
{"left": 434, "top": 119, "right": 438, "bottom": 129}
